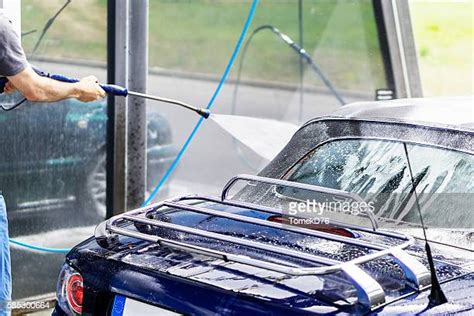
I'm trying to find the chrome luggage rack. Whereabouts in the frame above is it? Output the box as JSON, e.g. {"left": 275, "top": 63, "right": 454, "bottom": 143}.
{"left": 95, "top": 174, "right": 431, "bottom": 311}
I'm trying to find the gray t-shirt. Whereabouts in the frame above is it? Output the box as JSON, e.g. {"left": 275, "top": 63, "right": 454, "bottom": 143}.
{"left": 0, "top": 14, "right": 28, "bottom": 77}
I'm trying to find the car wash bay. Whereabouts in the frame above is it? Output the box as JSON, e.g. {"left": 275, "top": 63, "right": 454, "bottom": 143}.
{"left": 1, "top": 0, "right": 461, "bottom": 312}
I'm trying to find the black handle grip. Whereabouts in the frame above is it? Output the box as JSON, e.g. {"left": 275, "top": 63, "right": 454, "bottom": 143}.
{"left": 100, "top": 84, "right": 128, "bottom": 96}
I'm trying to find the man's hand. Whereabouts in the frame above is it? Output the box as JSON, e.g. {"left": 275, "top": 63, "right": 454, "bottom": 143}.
{"left": 73, "top": 76, "right": 106, "bottom": 102}
{"left": 7, "top": 66, "right": 106, "bottom": 103}
{"left": 3, "top": 81, "right": 16, "bottom": 94}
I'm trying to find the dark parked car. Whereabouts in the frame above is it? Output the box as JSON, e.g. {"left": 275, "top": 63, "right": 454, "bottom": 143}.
{"left": 54, "top": 97, "right": 473, "bottom": 315}
{"left": 0, "top": 94, "right": 176, "bottom": 235}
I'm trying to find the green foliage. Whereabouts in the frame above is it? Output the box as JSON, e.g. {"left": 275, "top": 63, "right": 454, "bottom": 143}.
{"left": 19, "top": 0, "right": 472, "bottom": 95}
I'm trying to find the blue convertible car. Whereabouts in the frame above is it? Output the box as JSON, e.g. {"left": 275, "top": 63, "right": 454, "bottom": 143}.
{"left": 54, "top": 97, "right": 473, "bottom": 315}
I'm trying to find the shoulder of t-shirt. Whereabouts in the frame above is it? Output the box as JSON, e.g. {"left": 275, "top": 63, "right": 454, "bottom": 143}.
{"left": 0, "top": 16, "right": 8, "bottom": 56}
{"left": 0, "top": 14, "right": 14, "bottom": 36}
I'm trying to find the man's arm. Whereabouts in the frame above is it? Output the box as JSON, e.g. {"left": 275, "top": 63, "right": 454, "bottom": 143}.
{"left": 1, "top": 15, "right": 104, "bottom": 102}
{"left": 6, "top": 66, "right": 106, "bottom": 103}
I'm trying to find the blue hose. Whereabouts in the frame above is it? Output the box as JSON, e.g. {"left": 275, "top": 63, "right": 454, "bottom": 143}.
{"left": 9, "top": 238, "right": 71, "bottom": 254}
{"left": 144, "top": 0, "right": 259, "bottom": 206}
{"left": 9, "top": 0, "right": 259, "bottom": 254}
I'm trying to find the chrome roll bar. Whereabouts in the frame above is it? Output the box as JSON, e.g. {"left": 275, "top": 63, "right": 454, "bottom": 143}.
{"left": 222, "top": 174, "right": 379, "bottom": 231}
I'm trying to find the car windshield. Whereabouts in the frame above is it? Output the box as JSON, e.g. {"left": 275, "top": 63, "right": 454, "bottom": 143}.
{"left": 280, "top": 139, "right": 474, "bottom": 233}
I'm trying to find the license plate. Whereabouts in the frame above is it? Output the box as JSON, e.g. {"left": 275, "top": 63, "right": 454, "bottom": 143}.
{"left": 111, "top": 295, "right": 182, "bottom": 316}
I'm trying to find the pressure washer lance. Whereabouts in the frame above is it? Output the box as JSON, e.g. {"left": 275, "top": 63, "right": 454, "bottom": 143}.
{"left": 0, "top": 67, "right": 211, "bottom": 119}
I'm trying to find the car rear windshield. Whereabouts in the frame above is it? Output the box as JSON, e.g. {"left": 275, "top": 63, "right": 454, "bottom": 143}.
{"left": 282, "top": 139, "right": 474, "bottom": 230}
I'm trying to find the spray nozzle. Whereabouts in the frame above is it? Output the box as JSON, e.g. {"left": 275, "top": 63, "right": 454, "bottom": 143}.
{"left": 196, "top": 108, "right": 211, "bottom": 119}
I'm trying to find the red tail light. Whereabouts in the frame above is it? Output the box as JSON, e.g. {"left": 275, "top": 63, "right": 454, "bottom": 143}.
{"left": 66, "top": 273, "right": 84, "bottom": 314}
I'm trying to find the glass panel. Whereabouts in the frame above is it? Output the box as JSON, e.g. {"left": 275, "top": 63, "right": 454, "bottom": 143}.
{"left": 150, "top": 0, "right": 388, "bottom": 94}
{"left": 0, "top": 0, "right": 107, "bottom": 299}
{"left": 409, "top": 0, "right": 473, "bottom": 96}
{"left": 283, "top": 139, "right": 474, "bottom": 247}
{"left": 147, "top": 0, "right": 390, "bottom": 203}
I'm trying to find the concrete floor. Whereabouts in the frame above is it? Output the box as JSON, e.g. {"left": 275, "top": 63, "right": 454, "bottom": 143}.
{"left": 19, "top": 310, "right": 52, "bottom": 316}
